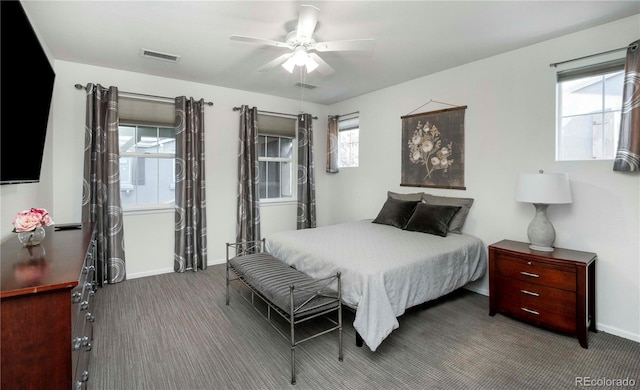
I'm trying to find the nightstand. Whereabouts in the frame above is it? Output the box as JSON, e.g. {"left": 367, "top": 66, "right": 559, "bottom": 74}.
{"left": 488, "top": 239, "right": 597, "bottom": 348}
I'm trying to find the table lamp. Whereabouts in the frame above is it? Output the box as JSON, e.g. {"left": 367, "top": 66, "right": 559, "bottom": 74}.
{"left": 515, "top": 170, "right": 572, "bottom": 252}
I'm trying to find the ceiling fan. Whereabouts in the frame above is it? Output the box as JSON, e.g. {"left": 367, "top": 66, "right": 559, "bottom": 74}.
{"left": 230, "top": 4, "right": 375, "bottom": 76}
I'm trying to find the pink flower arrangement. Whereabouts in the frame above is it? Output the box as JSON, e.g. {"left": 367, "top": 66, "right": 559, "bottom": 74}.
{"left": 12, "top": 208, "right": 55, "bottom": 232}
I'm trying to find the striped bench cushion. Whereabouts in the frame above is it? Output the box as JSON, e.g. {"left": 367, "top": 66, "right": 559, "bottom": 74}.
{"left": 229, "top": 253, "right": 338, "bottom": 318}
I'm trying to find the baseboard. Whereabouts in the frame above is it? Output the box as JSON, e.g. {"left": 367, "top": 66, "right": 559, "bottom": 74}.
{"left": 596, "top": 324, "right": 640, "bottom": 343}
{"left": 127, "top": 267, "right": 174, "bottom": 279}
{"left": 464, "top": 284, "right": 488, "bottom": 296}
{"left": 126, "top": 258, "right": 226, "bottom": 279}
{"left": 208, "top": 257, "right": 226, "bottom": 266}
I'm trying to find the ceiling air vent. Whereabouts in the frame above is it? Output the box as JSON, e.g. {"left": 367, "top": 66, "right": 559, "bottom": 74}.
{"left": 140, "top": 48, "right": 180, "bottom": 63}
{"left": 294, "top": 82, "right": 317, "bottom": 90}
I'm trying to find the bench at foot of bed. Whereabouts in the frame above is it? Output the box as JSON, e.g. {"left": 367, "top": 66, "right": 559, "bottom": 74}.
{"left": 225, "top": 240, "right": 343, "bottom": 385}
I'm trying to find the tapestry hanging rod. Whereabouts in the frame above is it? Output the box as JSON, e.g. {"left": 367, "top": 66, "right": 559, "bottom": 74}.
{"left": 549, "top": 43, "right": 636, "bottom": 68}
{"left": 74, "top": 84, "right": 213, "bottom": 106}
{"left": 403, "top": 99, "right": 462, "bottom": 117}
{"left": 232, "top": 106, "right": 317, "bottom": 120}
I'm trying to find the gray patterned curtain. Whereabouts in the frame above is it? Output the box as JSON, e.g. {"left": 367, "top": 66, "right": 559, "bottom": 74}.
{"left": 297, "top": 113, "right": 316, "bottom": 229}
{"left": 614, "top": 40, "right": 640, "bottom": 172}
{"left": 326, "top": 115, "right": 339, "bottom": 173}
{"left": 174, "top": 97, "right": 208, "bottom": 272}
{"left": 236, "top": 105, "right": 261, "bottom": 248}
{"left": 82, "top": 83, "right": 126, "bottom": 285}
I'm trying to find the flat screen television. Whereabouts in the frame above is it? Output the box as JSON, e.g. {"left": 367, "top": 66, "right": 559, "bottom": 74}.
{"left": 1, "top": 1, "right": 56, "bottom": 184}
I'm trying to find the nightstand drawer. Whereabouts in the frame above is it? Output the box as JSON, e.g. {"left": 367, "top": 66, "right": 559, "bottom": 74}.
{"left": 496, "top": 276, "right": 576, "bottom": 323}
{"left": 495, "top": 255, "right": 576, "bottom": 291}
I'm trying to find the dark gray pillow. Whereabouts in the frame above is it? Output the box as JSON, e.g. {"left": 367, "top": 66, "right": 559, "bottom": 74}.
{"left": 387, "top": 191, "right": 425, "bottom": 202}
{"left": 403, "top": 203, "right": 462, "bottom": 237}
{"left": 421, "top": 194, "right": 474, "bottom": 234}
{"left": 372, "top": 198, "right": 418, "bottom": 229}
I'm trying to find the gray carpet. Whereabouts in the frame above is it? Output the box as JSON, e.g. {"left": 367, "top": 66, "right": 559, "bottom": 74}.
{"left": 89, "top": 264, "right": 640, "bottom": 390}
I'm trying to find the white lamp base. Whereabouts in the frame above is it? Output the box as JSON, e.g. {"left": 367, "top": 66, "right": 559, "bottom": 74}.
{"left": 528, "top": 244, "right": 554, "bottom": 252}
{"left": 527, "top": 203, "right": 556, "bottom": 252}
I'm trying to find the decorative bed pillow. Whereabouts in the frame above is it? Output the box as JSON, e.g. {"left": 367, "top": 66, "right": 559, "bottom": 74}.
{"left": 403, "top": 203, "right": 461, "bottom": 237}
{"left": 387, "top": 191, "right": 424, "bottom": 202}
{"left": 372, "top": 198, "right": 419, "bottom": 229}
{"left": 421, "top": 194, "right": 474, "bottom": 234}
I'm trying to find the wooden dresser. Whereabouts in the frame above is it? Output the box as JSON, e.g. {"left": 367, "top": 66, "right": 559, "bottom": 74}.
{"left": 1, "top": 224, "right": 96, "bottom": 390}
{"left": 488, "top": 239, "right": 596, "bottom": 348}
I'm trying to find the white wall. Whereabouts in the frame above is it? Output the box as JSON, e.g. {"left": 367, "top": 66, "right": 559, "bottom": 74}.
{"left": 324, "top": 15, "right": 640, "bottom": 342}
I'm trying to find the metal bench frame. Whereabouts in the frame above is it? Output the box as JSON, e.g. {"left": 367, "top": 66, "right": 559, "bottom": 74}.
{"left": 225, "top": 239, "right": 343, "bottom": 385}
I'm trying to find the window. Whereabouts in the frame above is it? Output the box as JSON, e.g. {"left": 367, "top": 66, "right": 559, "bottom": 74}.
{"left": 556, "top": 59, "right": 625, "bottom": 161}
{"left": 119, "top": 125, "right": 176, "bottom": 209}
{"left": 338, "top": 115, "right": 359, "bottom": 168}
{"left": 118, "top": 96, "right": 176, "bottom": 210}
{"left": 257, "top": 114, "right": 297, "bottom": 202}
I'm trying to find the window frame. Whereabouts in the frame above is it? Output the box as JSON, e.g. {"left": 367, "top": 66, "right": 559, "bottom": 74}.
{"left": 256, "top": 114, "right": 298, "bottom": 205}
{"left": 337, "top": 114, "right": 360, "bottom": 168}
{"left": 555, "top": 58, "right": 625, "bottom": 161}
{"left": 119, "top": 122, "right": 177, "bottom": 212}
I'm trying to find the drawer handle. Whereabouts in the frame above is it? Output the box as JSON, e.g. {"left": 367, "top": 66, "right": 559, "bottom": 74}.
{"left": 520, "top": 271, "right": 539, "bottom": 278}
{"left": 73, "top": 336, "right": 89, "bottom": 351}
{"left": 72, "top": 291, "right": 82, "bottom": 303}
{"left": 521, "top": 307, "right": 540, "bottom": 315}
{"left": 520, "top": 289, "right": 540, "bottom": 297}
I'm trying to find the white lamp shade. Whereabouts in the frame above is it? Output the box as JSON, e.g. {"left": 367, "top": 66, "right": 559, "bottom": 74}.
{"left": 305, "top": 56, "right": 319, "bottom": 73}
{"left": 515, "top": 172, "right": 572, "bottom": 204}
{"left": 282, "top": 56, "right": 296, "bottom": 73}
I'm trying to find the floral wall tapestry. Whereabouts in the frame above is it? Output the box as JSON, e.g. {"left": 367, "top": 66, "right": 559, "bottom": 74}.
{"left": 401, "top": 106, "right": 467, "bottom": 189}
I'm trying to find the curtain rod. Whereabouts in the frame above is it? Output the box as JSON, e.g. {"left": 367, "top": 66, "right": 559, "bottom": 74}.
{"left": 329, "top": 111, "right": 359, "bottom": 119}
{"left": 549, "top": 44, "right": 636, "bottom": 68}
{"left": 232, "top": 106, "right": 317, "bottom": 120}
{"left": 74, "top": 84, "right": 213, "bottom": 106}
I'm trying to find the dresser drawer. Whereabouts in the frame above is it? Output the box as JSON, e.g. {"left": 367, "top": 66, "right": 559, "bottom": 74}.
{"left": 495, "top": 275, "right": 576, "bottom": 332}
{"left": 495, "top": 254, "right": 576, "bottom": 291}
{"left": 72, "top": 324, "right": 93, "bottom": 390}
{"left": 71, "top": 279, "right": 95, "bottom": 335}
{"left": 71, "top": 238, "right": 96, "bottom": 390}
{"left": 72, "top": 299, "right": 93, "bottom": 390}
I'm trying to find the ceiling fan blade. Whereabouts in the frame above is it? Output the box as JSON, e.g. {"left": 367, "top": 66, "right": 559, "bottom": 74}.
{"left": 309, "top": 53, "right": 334, "bottom": 76}
{"left": 230, "top": 35, "right": 290, "bottom": 49}
{"left": 296, "top": 5, "right": 320, "bottom": 39}
{"left": 314, "top": 39, "right": 376, "bottom": 52}
{"left": 258, "top": 53, "right": 293, "bottom": 72}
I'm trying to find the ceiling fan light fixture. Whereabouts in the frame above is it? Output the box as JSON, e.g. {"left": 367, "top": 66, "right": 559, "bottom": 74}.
{"left": 282, "top": 47, "right": 318, "bottom": 73}
{"left": 292, "top": 47, "right": 310, "bottom": 66}
{"left": 305, "top": 56, "right": 319, "bottom": 73}
{"left": 282, "top": 56, "right": 296, "bottom": 73}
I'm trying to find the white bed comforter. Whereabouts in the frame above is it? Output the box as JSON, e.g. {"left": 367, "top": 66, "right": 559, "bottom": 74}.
{"left": 265, "top": 219, "right": 487, "bottom": 351}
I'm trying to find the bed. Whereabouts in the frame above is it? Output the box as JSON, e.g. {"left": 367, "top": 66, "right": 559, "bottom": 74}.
{"left": 265, "top": 195, "right": 487, "bottom": 352}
